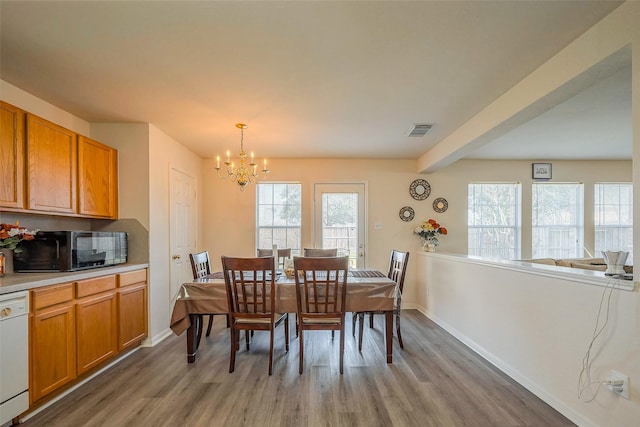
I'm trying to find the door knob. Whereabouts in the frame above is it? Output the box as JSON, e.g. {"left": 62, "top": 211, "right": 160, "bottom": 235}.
{"left": 172, "top": 254, "right": 181, "bottom": 260}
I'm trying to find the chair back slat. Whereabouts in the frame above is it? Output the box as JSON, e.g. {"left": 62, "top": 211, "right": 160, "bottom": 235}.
{"left": 303, "top": 248, "right": 338, "bottom": 257}
{"left": 387, "top": 250, "right": 409, "bottom": 293}
{"left": 189, "top": 251, "right": 211, "bottom": 279}
{"left": 294, "top": 256, "right": 348, "bottom": 315}
{"left": 257, "top": 248, "right": 292, "bottom": 269}
{"left": 222, "top": 257, "right": 276, "bottom": 316}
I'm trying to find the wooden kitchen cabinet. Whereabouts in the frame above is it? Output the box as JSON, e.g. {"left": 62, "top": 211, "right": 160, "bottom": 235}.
{"left": 26, "top": 113, "right": 77, "bottom": 214}
{"left": 0, "top": 101, "right": 25, "bottom": 209}
{"left": 78, "top": 136, "right": 118, "bottom": 218}
{"left": 27, "top": 269, "right": 147, "bottom": 405}
{"left": 30, "top": 283, "right": 76, "bottom": 403}
{"left": 75, "top": 275, "right": 118, "bottom": 375}
{"left": 117, "top": 269, "right": 148, "bottom": 350}
{"left": 1, "top": 102, "right": 119, "bottom": 218}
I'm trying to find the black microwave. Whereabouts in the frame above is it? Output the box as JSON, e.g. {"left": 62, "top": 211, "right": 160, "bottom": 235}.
{"left": 13, "top": 231, "right": 128, "bottom": 272}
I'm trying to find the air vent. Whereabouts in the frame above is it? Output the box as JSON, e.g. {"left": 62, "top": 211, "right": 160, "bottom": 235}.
{"left": 406, "top": 124, "right": 433, "bottom": 137}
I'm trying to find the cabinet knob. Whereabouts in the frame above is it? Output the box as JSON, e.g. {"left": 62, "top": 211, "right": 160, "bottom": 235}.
{"left": 172, "top": 254, "right": 181, "bottom": 260}
{"left": 1, "top": 307, "right": 10, "bottom": 317}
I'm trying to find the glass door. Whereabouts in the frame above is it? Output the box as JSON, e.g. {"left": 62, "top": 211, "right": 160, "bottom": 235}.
{"left": 313, "top": 183, "right": 366, "bottom": 268}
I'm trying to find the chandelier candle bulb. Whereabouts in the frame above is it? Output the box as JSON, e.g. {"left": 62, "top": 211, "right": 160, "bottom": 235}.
{"left": 216, "top": 155, "right": 220, "bottom": 169}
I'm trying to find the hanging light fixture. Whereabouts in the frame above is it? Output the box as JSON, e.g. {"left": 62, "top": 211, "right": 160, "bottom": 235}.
{"left": 215, "top": 123, "right": 270, "bottom": 191}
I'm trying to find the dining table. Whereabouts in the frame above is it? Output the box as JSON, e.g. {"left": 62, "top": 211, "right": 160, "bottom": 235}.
{"left": 169, "top": 269, "right": 398, "bottom": 364}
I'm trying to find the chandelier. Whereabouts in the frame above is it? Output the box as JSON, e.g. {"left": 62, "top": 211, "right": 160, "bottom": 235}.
{"left": 215, "top": 123, "right": 270, "bottom": 190}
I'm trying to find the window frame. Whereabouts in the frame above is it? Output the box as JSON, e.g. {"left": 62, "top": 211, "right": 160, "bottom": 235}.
{"left": 467, "top": 182, "right": 522, "bottom": 260}
{"left": 256, "top": 182, "right": 302, "bottom": 256}
{"left": 594, "top": 182, "right": 633, "bottom": 263}
{"left": 531, "top": 182, "right": 584, "bottom": 259}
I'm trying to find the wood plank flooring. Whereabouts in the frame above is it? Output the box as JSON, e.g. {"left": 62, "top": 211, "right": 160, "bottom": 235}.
{"left": 22, "top": 310, "right": 574, "bottom": 427}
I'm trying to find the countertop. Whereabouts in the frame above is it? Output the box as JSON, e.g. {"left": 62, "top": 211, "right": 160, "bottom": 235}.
{"left": 0, "top": 263, "right": 149, "bottom": 295}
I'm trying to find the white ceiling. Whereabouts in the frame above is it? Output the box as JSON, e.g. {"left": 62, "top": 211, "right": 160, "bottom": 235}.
{"left": 0, "top": 1, "right": 628, "bottom": 161}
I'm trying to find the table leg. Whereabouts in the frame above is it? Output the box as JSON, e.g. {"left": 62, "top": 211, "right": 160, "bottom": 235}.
{"left": 385, "top": 310, "right": 393, "bottom": 363}
{"left": 187, "top": 314, "right": 202, "bottom": 363}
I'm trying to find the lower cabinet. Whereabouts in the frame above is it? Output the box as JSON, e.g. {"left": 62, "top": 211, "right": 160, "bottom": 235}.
{"left": 117, "top": 269, "right": 148, "bottom": 350}
{"left": 30, "top": 283, "right": 76, "bottom": 403}
{"left": 29, "top": 269, "right": 147, "bottom": 405}
{"left": 75, "top": 276, "right": 118, "bottom": 375}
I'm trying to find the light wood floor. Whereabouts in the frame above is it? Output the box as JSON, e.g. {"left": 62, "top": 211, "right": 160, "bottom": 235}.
{"left": 23, "top": 310, "right": 574, "bottom": 427}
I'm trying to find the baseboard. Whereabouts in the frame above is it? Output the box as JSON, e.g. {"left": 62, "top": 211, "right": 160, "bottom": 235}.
{"left": 146, "top": 327, "right": 173, "bottom": 347}
{"left": 422, "top": 309, "right": 595, "bottom": 427}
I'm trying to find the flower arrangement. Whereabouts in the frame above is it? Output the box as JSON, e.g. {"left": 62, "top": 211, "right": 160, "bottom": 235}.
{"left": 0, "top": 222, "right": 39, "bottom": 253}
{"left": 414, "top": 218, "right": 447, "bottom": 246}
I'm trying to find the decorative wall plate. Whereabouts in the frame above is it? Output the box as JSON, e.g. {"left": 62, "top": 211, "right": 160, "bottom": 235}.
{"left": 409, "top": 179, "right": 431, "bottom": 200}
{"left": 433, "top": 197, "right": 448, "bottom": 213}
{"left": 399, "top": 206, "right": 415, "bottom": 222}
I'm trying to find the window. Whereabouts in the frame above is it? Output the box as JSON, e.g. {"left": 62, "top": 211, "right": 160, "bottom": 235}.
{"left": 595, "top": 183, "right": 633, "bottom": 263}
{"left": 532, "top": 183, "right": 583, "bottom": 258}
{"left": 256, "top": 183, "right": 302, "bottom": 255}
{"left": 468, "top": 183, "right": 521, "bottom": 260}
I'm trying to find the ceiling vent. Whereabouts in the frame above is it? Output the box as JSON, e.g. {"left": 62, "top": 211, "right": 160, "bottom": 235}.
{"left": 406, "top": 123, "right": 433, "bottom": 137}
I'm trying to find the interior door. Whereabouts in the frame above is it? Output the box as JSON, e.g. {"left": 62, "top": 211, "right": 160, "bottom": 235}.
{"left": 169, "top": 167, "right": 197, "bottom": 302}
{"left": 313, "top": 183, "right": 367, "bottom": 268}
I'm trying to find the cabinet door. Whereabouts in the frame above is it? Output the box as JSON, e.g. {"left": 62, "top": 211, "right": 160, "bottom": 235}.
{"left": 0, "top": 101, "right": 25, "bottom": 209}
{"left": 118, "top": 283, "right": 148, "bottom": 350}
{"left": 78, "top": 136, "right": 118, "bottom": 218}
{"left": 26, "top": 113, "right": 77, "bottom": 213}
{"left": 30, "top": 302, "right": 76, "bottom": 403}
{"left": 75, "top": 291, "right": 118, "bottom": 375}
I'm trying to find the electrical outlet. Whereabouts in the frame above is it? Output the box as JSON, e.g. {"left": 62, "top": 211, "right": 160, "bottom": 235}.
{"left": 607, "top": 370, "right": 630, "bottom": 399}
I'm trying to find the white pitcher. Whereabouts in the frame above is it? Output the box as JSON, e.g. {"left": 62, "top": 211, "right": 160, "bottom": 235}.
{"left": 602, "top": 250, "right": 629, "bottom": 276}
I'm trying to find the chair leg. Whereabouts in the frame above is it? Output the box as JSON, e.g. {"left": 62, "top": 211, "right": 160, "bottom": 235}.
{"left": 268, "top": 327, "right": 275, "bottom": 376}
{"left": 331, "top": 330, "right": 335, "bottom": 340}
{"left": 396, "top": 310, "right": 404, "bottom": 349}
{"left": 225, "top": 314, "right": 230, "bottom": 328}
{"left": 295, "top": 313, "right": 299, "bottom": 337}
{"left": 284, "top": 315, "right": 290, "bottom": 352}
{"left": 358, "top": 312, "right": 364, "bottom": 351}
{"left": 229, "top": 327, "right": 236, "bottom": 373}
{"left": 352, "top": 312, "right": 357, "bottom": 336}
{"left": 196, "top": 314, "right": 204, "bottom": 348}
{"left": 205, "top": 314, "right": 214, "bottom": 337}
{"left": 369, "top": 312, "right": 374, "bottom": 328}
{"left": 339, "top": 328, "right": 345, "bottom": 375}
{"left": 299, "top": 329, "right": 304, "bottom": 374}
{"left": 245, "top": 329, "right": 250, "bottom": 350}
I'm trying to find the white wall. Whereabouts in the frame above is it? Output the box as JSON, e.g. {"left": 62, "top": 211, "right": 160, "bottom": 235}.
{"left": 418, "top": 253, "right": 639, "bottom": 427}
{"left": 147, "top": 125, "right": 204, "bottom": 343}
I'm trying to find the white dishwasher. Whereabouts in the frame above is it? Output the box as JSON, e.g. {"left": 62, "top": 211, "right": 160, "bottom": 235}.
{"left": 0, "top": 291, "right": 29, "bottom": 426}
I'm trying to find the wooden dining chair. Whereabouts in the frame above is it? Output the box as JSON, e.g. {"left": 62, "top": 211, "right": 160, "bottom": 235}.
{"left": 257, "top": 248, "right": 292, "bottom": 269}
{"left": 303, "top": 248, "right": 338, "bottom": 257}
{"left": 189, "top": 251, "right": 228, "bottom": 339}
{"left": 294, "top": 256, "right": 349, "bottom": 374}
{"left": 353, "top": 249, "right": 409, "bottom": 350}
{"left": 221, "top": 256, "right": 289, "bottom": 375}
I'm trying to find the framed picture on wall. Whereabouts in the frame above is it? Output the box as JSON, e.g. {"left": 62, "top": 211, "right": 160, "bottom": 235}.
{"left": 532, "top": 163, "right": 552, "bottom": 179}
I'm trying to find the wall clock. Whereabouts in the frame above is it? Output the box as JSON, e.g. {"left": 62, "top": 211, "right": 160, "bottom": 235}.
{"left": 433, "top": 197, "right": 448, "bottom": 213}
{"left": 399, "top": 206, "right": 415, "bottom": 222}
{"left": 409, "top": 179, "right": 431, "bottom": 200}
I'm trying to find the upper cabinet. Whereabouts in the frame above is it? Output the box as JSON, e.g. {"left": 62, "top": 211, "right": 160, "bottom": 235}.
{"left": 78, "top": 136, "right": 118, "bottom": 218}
{"left": 0, "top": 101, "right": 118, "bottom": 219}
{"left": 26, "top": 113, "right": 78, "bottom": 214}
{"left": 0, "top": 101, "right": 26, "bottom": 209}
